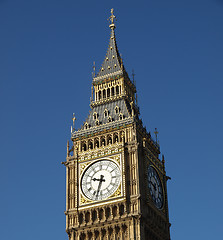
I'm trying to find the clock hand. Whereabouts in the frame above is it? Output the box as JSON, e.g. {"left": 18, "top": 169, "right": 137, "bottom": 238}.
{"left": 151, "top": 181, "right": 157, "bottom": 191}
{"left": 95, "top": 175, "right": 105, "bottom": 199}
{"left": 92, "top": 176, "right": 106, "bottom": 182}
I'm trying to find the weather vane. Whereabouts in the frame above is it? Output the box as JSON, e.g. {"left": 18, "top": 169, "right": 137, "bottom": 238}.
{"left": 154, "top": 128, "right": 159, "bottom": 143}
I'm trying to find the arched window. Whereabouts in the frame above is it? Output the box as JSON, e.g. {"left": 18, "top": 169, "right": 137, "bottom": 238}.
{"left": 108, "top": 116, "right": 112, "bottom": 123}
{"left": 94, "top": 138, "right": 99, "bottom": 148}
{"left": 111, "top": 87, "right": 114, "bottom": 96}
{"left": 119, "top": 113, "right": 123, "bottom": 120}
{"left": 107, "top": 135, "right": 112, "bottom": 145}
{"left": 116, "top": 85, "right": 119, "bottom": 95}
{"left": 103, "top": 89, "right": 106, "bottom": 99}
{"left": 114, "top": 134, "right": 119, "bottom": 143}
{"left": 101, "top": 137, "right": 106, "bottom": 146}
{"left": 107, "top": 88, "right": 110, "bottom": 97}
{"left": 104, "top": 109, "right": 108, "bottom": 117}
{"left": 84, "top": 123, "right": 88, "bottom": 129}
{"left": 115, "top": 106, "right": 119, "bottom": 114}
{"left": 95, "top": 119, "right": 100, "bottom": 126}
{"left": 98, "top": 90, "right": 101, "bottom": 100}
{"left": 93, "top": 112, "right": 97, "bottom": 120}
{"left": 88, "top": 141, "right": 93, "bottom": 149}
{"left": 81, "top": 142, "right": 87, "bottom": 151}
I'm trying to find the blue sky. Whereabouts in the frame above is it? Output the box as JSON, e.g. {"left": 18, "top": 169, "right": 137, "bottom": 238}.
{"left": 1, "top": 0, "right": 223, "bottom": 239}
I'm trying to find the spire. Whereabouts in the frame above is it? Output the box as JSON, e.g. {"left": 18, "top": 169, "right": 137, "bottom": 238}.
{"left": 93, "top": 9, "right": 126, "bottom": 81}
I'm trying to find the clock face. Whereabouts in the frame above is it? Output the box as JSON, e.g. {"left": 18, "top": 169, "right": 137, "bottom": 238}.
{"left": 81, "top": 160, "right": 121, "bottom": 201}
{"left": 147, "top": 166, "right": 164, "bottom": 209}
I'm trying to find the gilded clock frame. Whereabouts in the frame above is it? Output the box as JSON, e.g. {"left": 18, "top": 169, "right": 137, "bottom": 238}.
{"left": 78, "top": 152, "right": 125, "bottom": 209}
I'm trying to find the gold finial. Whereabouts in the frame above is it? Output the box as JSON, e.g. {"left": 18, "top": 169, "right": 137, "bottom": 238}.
{"left": 120, "top": 54, "right": 123, "bottom": 69}
{"left": 136, "top": 93, "right": 138, "bottom": 106}
{"left": 154, "top": 128, "right": 159, "bottom": 143}
{"left": 92, "top": 61, "right": 96, "bottom": 78}
{"left": 162, "top": 155, "right": 165, "bottom": 164}
{"left": 67, "top": 140, "right": 70, "bottom": 157}
{"left": 72, "top": 113, "right": 76, "bottom": 130}
{"left": 108, "top": 8, "right": 116, "bottom": 29}
{"left": 132, "top": 69, "right": 135, "bottom": 82}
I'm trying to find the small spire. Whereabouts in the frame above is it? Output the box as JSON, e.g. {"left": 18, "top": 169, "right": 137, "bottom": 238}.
{"left": 108, "top": 8, "right": 116, "bottom": 29}
{"left": 132, "top": 69, "right": 135, "bottom": 84}
{"left": 136, "top": 93, "right": 138, "bottom": 106}
{"left": 154, "top": 128, "right": 159, "bottom": 143}
{"left": 67, "top": 140, "right": 70, "bottom": 157}
{"left": 120, "top": 54, "right": 123, "bottom": 70}
{"left": 92, "top": 61, "right": 96, "bottom": 78}
{"left": 162, "top": 154, "right": 165, "bottom": 164}
{"left": 94, "top": 9, "right": 125, "bottom": 80}
{"left": 130, "top": 101, "right": 135, "bottom": 117}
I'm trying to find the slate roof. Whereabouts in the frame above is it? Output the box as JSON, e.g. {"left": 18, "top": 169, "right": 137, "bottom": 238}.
{"left": 81, "top": 99, "right": 132, "bottom": 129}
{"left": 93, "top": 26, "right": 126, "bottom": 82}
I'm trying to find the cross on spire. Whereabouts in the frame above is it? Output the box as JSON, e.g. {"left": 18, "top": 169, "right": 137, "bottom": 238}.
{"left": 108, "top": 8, "right": 116, "bottom": 29}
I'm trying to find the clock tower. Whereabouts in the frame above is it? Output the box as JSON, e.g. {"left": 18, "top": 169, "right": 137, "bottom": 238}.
{"left": 63, "top": 9, "right": 171, "bottom": 240}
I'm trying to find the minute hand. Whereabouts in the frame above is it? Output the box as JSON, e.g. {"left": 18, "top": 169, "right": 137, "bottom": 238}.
{"left": 95, "top": 175, "right": 105, "bottom": 199}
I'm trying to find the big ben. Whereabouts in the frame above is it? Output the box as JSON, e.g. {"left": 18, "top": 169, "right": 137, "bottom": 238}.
{"left": 63, "top": 9, "right": 171, "bottom": 240}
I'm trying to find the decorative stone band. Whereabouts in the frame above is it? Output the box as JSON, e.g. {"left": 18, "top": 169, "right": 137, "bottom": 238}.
{"left": 71, "top": 117, "right": 133, "bottom": 139}
{"left": 93, "top": 70, "right": 123, "bottom": 82}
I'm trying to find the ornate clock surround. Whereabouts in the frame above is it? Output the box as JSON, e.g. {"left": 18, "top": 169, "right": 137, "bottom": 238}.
{"left": 78, "top": 152, "right": 125, "bottom": 208}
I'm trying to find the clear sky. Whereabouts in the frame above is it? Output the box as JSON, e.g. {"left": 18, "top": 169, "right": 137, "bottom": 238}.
{"left": 1, "top": 0, "right": 223, "bottom": 239}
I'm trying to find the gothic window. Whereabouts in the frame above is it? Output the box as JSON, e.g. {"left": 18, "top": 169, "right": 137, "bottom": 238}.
{"left": 114, "top": 133, "right": 119, "bottom": 143}
{"left": 79, "top": 213, "right": 83, "bottom": 224}
{"left": 112, "top": 206, "right": 117, "bottom": 217}
{"left": 93, "top": 112, "right": 97, "bottom": 120}
{"left": 101, "top": 137, "right": 106, "bottom": 146}
{"left": 88, "top": 141, "right": 93, "bottom": 149}
{"left": 92, "top": 210, "right": 97, "bottom": 222}
{"left": 98, "top": 90, "right": 101, "bottom": 100}
{"left": 103, "top": 89, "right": 106, "bottom": 99}
{"left": 116, "top": 85, "right": 119, "bottom": 95}
{"left": 115, "top": 106, "right": 119, "bottom": 114}
{"left": 119, "top": 113, "right": 123, "bottom": 120}
{"left": 99, "top": 208, "right": 104, "bottom": 220}
{"left": 81, "top": 142, "right": 87, "bottom": 151}
{"left": 104, "top": 109, "right": 108, "bottom": 117}
{"left": 105, "top": 207, "right": 111, "bottom": 218}
{"left": 108, "top": 116, "right": 112, "bottom": 122}
{"left": 84, "top": 123, "right": 88, "bottom": 129}
{"left": 111, "top": 87, "right": 114, "bottom": 96}
{"left": 85, "top": 212, "right": 90, "bottom": 223}
{"left": 107, "top": 135, "right": 112, "bottom": 145}
{"left": 119, "top": 204, "right": 124, "bottom": 216}
{"left": 95, "top": 119, "right": 100, "bottom": 126}
{"left": 107, "top": 88, "right": 110, "bottom": 97}
{"left": 94, "top": 138, "right": 99, "bottom": 148}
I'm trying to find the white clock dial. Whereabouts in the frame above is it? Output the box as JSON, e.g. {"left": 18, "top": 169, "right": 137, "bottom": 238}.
{"left": 148, "top": 166, "right": 164, "bottom": 209}
{"left": 81, "top": 160, "right": 121, "bottom": 201}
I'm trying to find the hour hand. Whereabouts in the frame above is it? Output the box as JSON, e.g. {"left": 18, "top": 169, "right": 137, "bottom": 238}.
{"left": 92, "top": 175, "right": 105, "bottom": 182}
